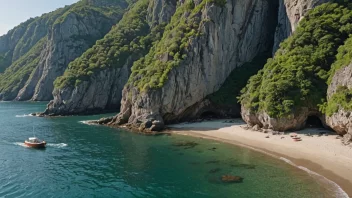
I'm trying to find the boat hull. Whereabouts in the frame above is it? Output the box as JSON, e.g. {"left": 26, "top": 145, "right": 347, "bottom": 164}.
{"left": 24, "top": 141, "right": 46, "bottom": 148}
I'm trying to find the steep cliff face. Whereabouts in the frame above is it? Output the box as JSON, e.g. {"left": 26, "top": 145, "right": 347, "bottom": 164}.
{"left": 326, "top": 63, "right": 352, "bottom": 137}
{"left": 273, "top": 0, "right": 330, "bottom": 53}
{"left": 324, "top": 34, "right": 352, "bottom": 142}
{"left": 43, "top": 0, "right": 176, "bottom": 115}
{"left": 0, "top": 0, "right": 128, "bottom": 101}
{"left": 0, "top": 7, "right": 69, "bottom": 73}
{"left": 110, "top": 0, "right": 279, "bottom": 131}
{"left": 147, "top": 0, "right": 177, "bottom": 26}
{"left": 240, "top": 2, "right": 352, "bottom": 131}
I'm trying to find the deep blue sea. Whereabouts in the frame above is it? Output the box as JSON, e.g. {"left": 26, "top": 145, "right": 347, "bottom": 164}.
{"left": 0, "top": 102, "right": 337, "bottom": 197}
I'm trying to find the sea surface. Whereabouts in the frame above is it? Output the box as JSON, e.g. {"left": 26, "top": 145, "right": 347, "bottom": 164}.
{"left": 0, "top": 102, "right": 340, "bottom": 197}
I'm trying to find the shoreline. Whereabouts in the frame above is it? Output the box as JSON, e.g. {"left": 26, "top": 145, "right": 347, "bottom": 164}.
{"left": 168, "top": 119, "right": 352, "bottom": 198}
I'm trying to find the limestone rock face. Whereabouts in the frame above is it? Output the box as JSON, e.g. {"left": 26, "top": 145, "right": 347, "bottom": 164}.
{"left": 273, "top": 0, "right": 330, "bottom": 53}
{"left": 113, "top": 0, "right": 279, "bottom": 131}
{"left": 147, "top": 0, "right": 177, "bottom": 26}
{"left": 44, "top": 0, "right": 177, "bottom": 115}
{"left": 0, "top": 1, "right": 127, "bottom": 101}
{"left": 0, "top": 16, "right": 51, "bottom": 73}
{"left": 16, "top": 11, "right": 121, "bottom": 101}
{"left": 44, "top": 60, "right": 131, "bottom": 115}
{"left": 326, "top": 63, "right": 352, "bottom": 137}
{"left": 241, "top": 106, "right": 326, "bottom": 131}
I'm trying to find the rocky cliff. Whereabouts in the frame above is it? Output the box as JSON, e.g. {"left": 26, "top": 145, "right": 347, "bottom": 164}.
{"left": 43, "top": 0, "right": 176, "bottom": 116}
{"left": 326, "top": 63, "right": 352, "bottom": 138}
{"left": 240, "top": 2, "right": 352, "bottom": 131}
{"left": 108, "top": 0, "right": 279, "bottom": 131}
{"left": 324, "top": 34, "right": 352, "bottom": 143}
{"left": 273, "top": 0, "right": 331, "bottom": 54}
{"left": 0, "top": 0, "right": 128, "bottom": 101}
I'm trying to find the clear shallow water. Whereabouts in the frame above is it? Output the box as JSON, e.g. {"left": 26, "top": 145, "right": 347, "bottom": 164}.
{"left": 0, "top": 102, "right": 335, "bottom": 197}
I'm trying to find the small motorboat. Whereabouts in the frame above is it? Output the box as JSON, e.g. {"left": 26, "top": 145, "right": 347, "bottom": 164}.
{"left": 24, "top": 137, "right": 46, "bottom": 148}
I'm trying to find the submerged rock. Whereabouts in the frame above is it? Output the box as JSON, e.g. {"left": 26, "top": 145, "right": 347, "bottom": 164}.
{"left": 205, "top": 160, "right": 220, "bottom": 164}
{"left": 230, "top": 164, "right": 256, "bottom": 170}
{"left": 209, "top": 168, "right": 221, "bottom": 174}
{"left": 221, "top": 175, "right": 244, "bottom": 183}
{"left": 172, "top": 141, "right": 199, "bottom": 149}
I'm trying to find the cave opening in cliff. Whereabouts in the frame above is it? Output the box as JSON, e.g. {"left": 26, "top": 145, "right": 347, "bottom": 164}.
{"left": 305, "top": 116, "right": 324, "bottom": 128}
{"left": 200, "top": 111, "right": 219, "bottom": 119}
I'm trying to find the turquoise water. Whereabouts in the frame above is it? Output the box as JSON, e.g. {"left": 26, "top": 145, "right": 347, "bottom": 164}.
{"left": 0, "top": 102, "right": 333, "bottom": 197}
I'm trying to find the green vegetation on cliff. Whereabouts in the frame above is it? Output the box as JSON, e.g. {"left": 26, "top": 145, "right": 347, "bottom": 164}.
{"left": 325, "top": 35, "right": 352, "bottom": 115}
{"left": 128, "top": 0, "right": 223, "bottom": 91}
{"left": 54, "top": 0, "right": 164, "bottom": 89}
{"left": 326, "top": 86, "right": 352, "bottom": 116}
{"left": 0, "top": 37, "right": 46, "bottom": 100}
{"left": 240, "top": 2, "right": 352, "bottom": 118}
{"left": 0, "top": 0, "right": 128, "bottom": 100}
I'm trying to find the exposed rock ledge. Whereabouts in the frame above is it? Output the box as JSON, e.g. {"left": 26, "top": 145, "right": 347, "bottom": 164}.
{"left": 241, "top": 106, "right": 326, "bottom": 131}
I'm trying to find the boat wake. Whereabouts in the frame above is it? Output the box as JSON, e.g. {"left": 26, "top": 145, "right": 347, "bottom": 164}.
{"left": 13, "top": 142, "right": 28, "bottom": 147}
{"left": 13, "top": 142, "right": 68, "bottom": 148}
{"left": 47, "top": 143, "right": 68, "bottom": 148}
{"left": 15, "top": 114, "right": 33, "bottom": 118}
{"left": 280, "top": 157, "right": 349, "bottom": 198}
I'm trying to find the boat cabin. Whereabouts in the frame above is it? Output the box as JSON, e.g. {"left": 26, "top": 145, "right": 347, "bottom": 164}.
{"left": 27, "top": 137, "right": 41, "bottom": 143}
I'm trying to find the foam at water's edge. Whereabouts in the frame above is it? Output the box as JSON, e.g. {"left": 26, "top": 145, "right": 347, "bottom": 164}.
{"left": 15, "top": 114, "right": 33, "bottom": 118}
{"left": 79, "top": 120, "right": 98, "bottom": 125}
{"left": 280, "top": 157, "right": 349, "bottom": 198}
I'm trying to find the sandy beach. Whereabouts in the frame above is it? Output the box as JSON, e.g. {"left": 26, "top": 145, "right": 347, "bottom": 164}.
{"left": 169, "top": 119, "right": 352, "bottom": 197}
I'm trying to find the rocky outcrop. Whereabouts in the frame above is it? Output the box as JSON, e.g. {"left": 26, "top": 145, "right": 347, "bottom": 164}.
{"left": 326, "top": 63, "right": 352, "bottom": 139}
{"left": 44, "top": 58, "right": 131, "bottom": 115}
{"left": 273, "top": 0, "right": 330, "bottom": 53}
{"left": 240, "top": 2, "right": 350, "bottom": 132}
{"left": 241, "top": 106, "right": 325, "bottom": 131}
{"left": 43, "top": 0, "right": 177, "bottom": 116}
{"left": 111, "top": 0, "right": 279, "bottom": 131}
